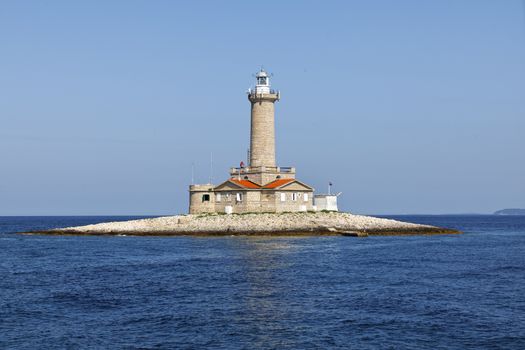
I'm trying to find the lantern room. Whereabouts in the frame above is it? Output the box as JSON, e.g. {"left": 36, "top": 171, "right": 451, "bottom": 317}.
{"left": 254, "top": 69, "right": 270, "bottom": 94}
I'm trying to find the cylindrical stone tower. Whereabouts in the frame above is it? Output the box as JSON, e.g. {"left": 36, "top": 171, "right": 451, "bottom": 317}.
{"left": 248, "top": 69, "right": 280, "bottom": 168}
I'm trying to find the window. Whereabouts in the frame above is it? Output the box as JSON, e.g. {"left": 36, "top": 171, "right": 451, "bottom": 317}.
{"left": 216, "top": 193, "right": 221, "bottom": 202}
{"left": 280, "top": 193, "right": 286, "bottom": 202}
{"left": 202, "top": 194, "right": 210, "bottom": 202}
{"left": 292, "top": 193, "right": 298, "bottom": 201}
{"left": 236, "top": 193, "right": 243, "bottom": 202}
{"left": 304, "top": 193, "right": 309, "bottom": 202}
{"left": 258, "top": 77, "right": 267, "bottom": 85}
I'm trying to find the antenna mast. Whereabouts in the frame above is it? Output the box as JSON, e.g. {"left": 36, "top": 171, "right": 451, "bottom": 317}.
{"left": 191, "top": 163, "right": 195, "bottom": 185}
{"left": 209, "top": 152, "right": 213, "bottom": 184}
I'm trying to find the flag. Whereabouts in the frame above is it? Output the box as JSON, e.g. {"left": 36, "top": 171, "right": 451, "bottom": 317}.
{"left": 240, "top": 161, "right": 245, "bottom": 168}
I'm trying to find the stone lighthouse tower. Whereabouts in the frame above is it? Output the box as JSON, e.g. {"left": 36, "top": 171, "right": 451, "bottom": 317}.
{"left": 248, "top": 69, "right": 279, "bottom": 168}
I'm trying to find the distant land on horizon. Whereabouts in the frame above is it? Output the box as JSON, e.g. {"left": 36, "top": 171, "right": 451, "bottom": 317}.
{"left": 493, "top": 209, "right": 525, "bottom": 216}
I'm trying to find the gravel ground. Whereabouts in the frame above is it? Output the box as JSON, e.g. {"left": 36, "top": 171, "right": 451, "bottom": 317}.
{"left": 32, "top": 212, "right": 459, "bottom": 236}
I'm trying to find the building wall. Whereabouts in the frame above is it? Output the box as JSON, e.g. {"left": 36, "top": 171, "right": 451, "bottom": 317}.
{"left": 211, "top": 191, "right": 232, "bottom": 214}
{"left": 190, "top": 188, "right": 314, "bottom": 214}
{"left": 274, "top": 191, "right": 314, "bottom": 212}
{"left": 189, "top": 184, "right": 215, "bottom": 214}
{"left": 244, "top": 191, "right": 263, "bottom": 212}
{"left": 259, "top": 191, "right": 277, "bottom": 212}
{"left": 214, "top": 191, "right": 272, "bottom": 213}
{"left": 214, "top": 191, "right": 252, "bottom": 214}
{"left": 313, "top": 195, "right": 339, "bottom": 211}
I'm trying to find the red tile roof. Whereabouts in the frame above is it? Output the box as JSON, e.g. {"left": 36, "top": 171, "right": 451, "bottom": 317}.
{"left": 229, "top": 178, "right": 261, "bottom": 189}
{"left": 227, "top": 178, "right": 296, "bottom": 190}
{"left": 262, "top": 178, "right": 295, "bottom": 189}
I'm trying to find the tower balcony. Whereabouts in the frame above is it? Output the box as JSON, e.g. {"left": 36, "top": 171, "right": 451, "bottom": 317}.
{"left": 230, "top": 166, "right": 296, "bottom": 185}
{"left": 247, "top": 90, "right": 280, "bottom": 102}
{"left": 230, "top": 166, "right": 295, "bottom": 174}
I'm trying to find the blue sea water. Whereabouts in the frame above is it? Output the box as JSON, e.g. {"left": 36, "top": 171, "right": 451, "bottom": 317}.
{"left": 1, "top": 215, "right": 524, "bottom": 349}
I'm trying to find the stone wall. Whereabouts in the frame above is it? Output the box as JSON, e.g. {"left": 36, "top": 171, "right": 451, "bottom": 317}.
{"left": 249, "top": 93, "right": 279, "bottom": 168}
{"left": 213, "top": 190, "right": 263, "bottom": 214}
{"left": 213, "top": 191, "right": 277, "bottom": 213}
{"left": 274, "top": 191, "right": 314, "bottom": 212}
{"left": 189, "top": 184, "right": 215, "bottom": 214}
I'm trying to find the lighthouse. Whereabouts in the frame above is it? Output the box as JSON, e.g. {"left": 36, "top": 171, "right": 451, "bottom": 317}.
{"left": 248, "top": 69, "right": 279, "bottom": 168}
{"left": 188, "top": 69, "right": 317, "bottom": 214}
{"left": 241, "top": 69, "right": 288, "bottom": 185}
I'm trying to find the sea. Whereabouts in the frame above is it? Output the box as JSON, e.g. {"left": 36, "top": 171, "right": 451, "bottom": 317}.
{"left": 1, "top": 215, "right": 524, "bottom": 349}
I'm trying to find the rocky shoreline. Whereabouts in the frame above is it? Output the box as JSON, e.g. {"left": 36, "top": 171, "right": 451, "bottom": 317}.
{"left": 21, "top": 212, "right": 460, "bottom": 237}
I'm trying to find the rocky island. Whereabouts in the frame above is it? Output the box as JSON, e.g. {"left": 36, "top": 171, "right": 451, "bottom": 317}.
{"left": 23, "top": 70, "right": 462, "bottom": 237}
{"left": 23, "top": 212, "right": 460, "bottom": 237}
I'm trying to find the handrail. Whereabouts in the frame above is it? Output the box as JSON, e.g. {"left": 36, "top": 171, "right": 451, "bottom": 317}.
{"left": 230, "top": 166, "right": 295, "bottom": 173}
{"left": 247, "top": 89, "right": 279, "bottom": 95}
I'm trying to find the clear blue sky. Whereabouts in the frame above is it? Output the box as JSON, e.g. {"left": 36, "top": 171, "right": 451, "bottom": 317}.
{"left": 1, "top": 0, "right": 524, "bottom": 215}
